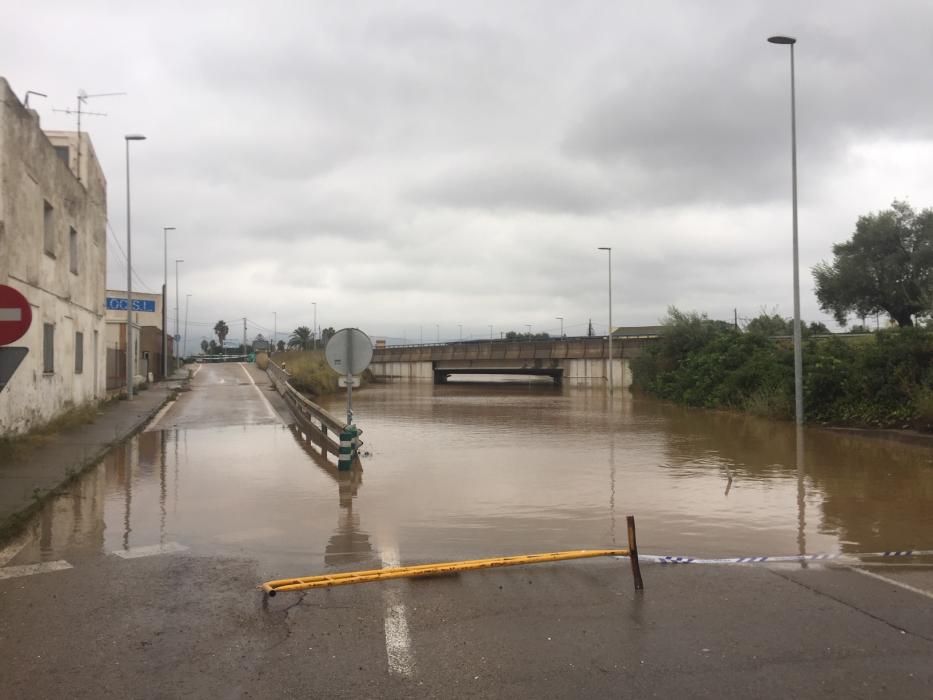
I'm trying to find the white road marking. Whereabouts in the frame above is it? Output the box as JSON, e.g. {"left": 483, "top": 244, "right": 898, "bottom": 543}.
{"left": 0, "top": 533, "right": 29, "bottom": 567}
{"left": 146, "top": 399, "right": 177, "bottom": 431}
{"left": 0, "top": 560, "right": 72, "bottom": 580}
{"left": 111, "top": 542, "right": 189, "bottom": 559}
{"left": 239, "top": 363, "right": 280, "bottom": 422}
{"left": 191, "top": 363, "right": 203, "bottom": 378}
{"left": 852, "top": 567, "right": 933, "bottom": 602}
{"left": 381, "top": 543, "right": 415, "bottom": 677}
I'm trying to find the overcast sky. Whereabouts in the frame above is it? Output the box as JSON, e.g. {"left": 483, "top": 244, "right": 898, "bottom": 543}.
{"left": 5, "top": 1, "right": 933, "bottom": 350}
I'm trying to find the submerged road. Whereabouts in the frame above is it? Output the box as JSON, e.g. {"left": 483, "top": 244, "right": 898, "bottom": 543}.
{"left": 0, "top": 364, "right": 932, "bottom": 698}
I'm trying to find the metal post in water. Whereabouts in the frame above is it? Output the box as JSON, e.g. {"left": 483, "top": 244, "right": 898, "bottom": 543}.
{"left": 626, "top": 515, "right": 644, "bottom": 591}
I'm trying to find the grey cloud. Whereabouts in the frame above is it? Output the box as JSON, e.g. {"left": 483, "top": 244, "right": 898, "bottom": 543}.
{"left": 563, "top": 2, "right": 933, "bottom": 207}
{"left": 408, "top": 160, "right": 618, "bottom": 214}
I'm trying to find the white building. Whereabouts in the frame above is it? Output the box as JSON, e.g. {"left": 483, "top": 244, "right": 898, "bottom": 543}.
{"left": 0, "top": 77, "right": 108, "bottom": 435}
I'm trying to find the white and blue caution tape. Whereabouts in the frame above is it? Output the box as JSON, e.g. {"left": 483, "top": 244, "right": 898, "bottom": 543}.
{"left": 634, "top": 549, "right": 933, "bottom": 566}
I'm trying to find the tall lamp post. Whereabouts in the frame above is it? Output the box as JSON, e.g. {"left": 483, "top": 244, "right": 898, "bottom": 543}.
{"left": 162, "top": 226, "right": 175, "bottom": 379}
{"left": 183, "top": 294, "right": 191, "bottom": 361}
{"left": 174, "top": 259, "right": 184, "bottom": 369}
{"left": 312, "top": 302, "right": 317, "bottom": 350}
{"left": 768, "top": 34, "right": 803, "bottom": 426}
{"left": 124, "top": 134, "right": 146, "bottom": 399}
{"left": 556, "top": 316, "right": 564, "bottom": 338}
{"left": 598, "top": 247, "right": 613, "bottom": 395}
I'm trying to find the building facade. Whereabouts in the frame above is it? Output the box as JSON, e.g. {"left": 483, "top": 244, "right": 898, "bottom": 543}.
{"left": 0, "top": 77, "right": 108, "bottom": 435}
{"left": 104, "top": 290, "right": 172, "bottom": 388}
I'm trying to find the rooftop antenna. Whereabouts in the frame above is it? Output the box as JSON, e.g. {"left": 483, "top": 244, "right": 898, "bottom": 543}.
{"left": 52, "top": 89, "right": 126, "bottom": 183}
{"left": 24, "top": 91, "right": 47, "bottom": 109}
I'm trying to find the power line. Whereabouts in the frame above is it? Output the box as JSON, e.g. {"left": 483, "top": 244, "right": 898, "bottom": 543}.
{"left": 106, "top": 219, "right": 152, "bottom": 292}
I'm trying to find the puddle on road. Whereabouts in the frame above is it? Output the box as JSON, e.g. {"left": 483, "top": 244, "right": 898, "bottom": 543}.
{"left": 7, "top": 382, "right": 933, "bottom": 574}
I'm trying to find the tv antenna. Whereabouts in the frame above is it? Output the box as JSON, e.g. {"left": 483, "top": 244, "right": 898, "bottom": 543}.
{"left": 52, "top": 89, "right": 126, "bottom": 183}
{"left": 24, "top": 91, "right": 47, "bottom": 108}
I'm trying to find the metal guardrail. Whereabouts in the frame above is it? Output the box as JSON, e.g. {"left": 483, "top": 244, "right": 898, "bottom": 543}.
{"left": 195, "top": 354, "right": 249, "bottom": 363}
{"left": 266, "top": 360, "right": 348, "bottom": 454}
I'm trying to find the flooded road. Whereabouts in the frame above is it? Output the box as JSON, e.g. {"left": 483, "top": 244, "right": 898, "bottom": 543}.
{"left": 9, "top": 364, "right": 933, "bottom": 575}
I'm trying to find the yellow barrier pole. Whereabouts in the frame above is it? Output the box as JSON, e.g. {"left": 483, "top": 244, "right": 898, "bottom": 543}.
{"left": 262, "top": 548, "right": 637, "bottom": 596}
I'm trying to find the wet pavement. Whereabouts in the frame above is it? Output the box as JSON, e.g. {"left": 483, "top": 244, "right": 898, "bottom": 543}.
{"left": 1, "top": 363, "right": 933, "bottom": 698}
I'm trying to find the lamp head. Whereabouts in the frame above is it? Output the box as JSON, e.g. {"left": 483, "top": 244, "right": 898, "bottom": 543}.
{"left": 125, "top": 134, "right": 147, "bottom": 141}
{"left": 767, "top": 36, "right": 797, "bottom": 45}
{"left": 598, "top": 246, "right": 611, "bottom": 251}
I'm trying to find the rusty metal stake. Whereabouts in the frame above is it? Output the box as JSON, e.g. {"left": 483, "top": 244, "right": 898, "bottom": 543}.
{"left": 626, "top": 515, "right": 644, "bottom": 591}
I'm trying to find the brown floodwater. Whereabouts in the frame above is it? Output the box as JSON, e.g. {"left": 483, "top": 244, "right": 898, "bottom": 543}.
{"left": 11, "top": 380, "right": 933, "bottom": 574}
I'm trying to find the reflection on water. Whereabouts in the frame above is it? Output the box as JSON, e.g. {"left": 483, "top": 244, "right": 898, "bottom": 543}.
{"left": 8, "top": 382, "right": 933, "bottom": 572}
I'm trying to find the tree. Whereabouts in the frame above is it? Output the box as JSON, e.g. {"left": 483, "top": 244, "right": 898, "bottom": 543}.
{"left": 214, "top": 320, "right": 229, "bottom": 352}
{"left": 321, "top": 327, "right": 336, "bottom": 345}
{"left": 200, "top": 339, "right": 209, "bottom": 353}
{"left": 289, "top": 326, "right": 313, "bottom": 350}
{"left": 813, "top": 201, "right": 933, "bottom": 327}
{"left": 746, "top": 312, "right": 792, "bottom": 336}
{"left": 808, "top": 321, "right": 831, "bottom": 335}
{"left": 276, "top": 340, "right": 286, "bottom": 352}
{"left": 504, "top": 331, "right": 550, "bottom": 340}
{"left": 587, "top": 319, "right": 594, "bottom": 337}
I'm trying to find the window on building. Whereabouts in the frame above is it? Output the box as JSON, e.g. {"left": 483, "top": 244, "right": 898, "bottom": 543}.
{"left": 53, "top": 145, "right": 70, "bottom": 166}
{"left": 69, "top": 227, "right": 78, "bottom": 274}
{"left": 43, "top": 200, "right": 55, "bottom": 256}
{"left": 43, "top": 323, "right": 54, "bottom": 374}
{"left": 75, "top": 331, "right": 84, "bottom": 374}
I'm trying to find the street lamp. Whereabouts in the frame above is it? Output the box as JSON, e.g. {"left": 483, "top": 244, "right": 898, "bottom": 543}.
{"left": 556, "top": 316, "right": 564, "bottom": 338}
{"left": 183, "top": 294, "right": 191, "bottom": 360}
{"left": 768, "top": 34, "right": 803, "bottom": 426}
{"left": 598, "top": 247, "right": 613, "bottom": 395}
{"left": 488, "top": 324, "right": 493, "bottom": 340}
{"left": 124, "top": 134, "right": 146, "bottom": 399}
{"left": 312, "top": 302, "right": 317, "bottom": 350}
{"left": 174, "top": 259, "right": 183, "bottom": 369}
{"left": 273, "top": 311, "right": 277, "bottom": 352}
{"left": 162, "top": 226, "right": 175, "bottom": 379}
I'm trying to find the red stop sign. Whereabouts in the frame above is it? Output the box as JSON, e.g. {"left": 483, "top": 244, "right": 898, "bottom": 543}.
{"left": 0, "top": 285, "right": 32, "bottom": 346}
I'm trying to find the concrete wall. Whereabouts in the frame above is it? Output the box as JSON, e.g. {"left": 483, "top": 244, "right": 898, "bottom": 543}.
{"left": 0, "top": 77, "right": 108, "bottom": 434}
{"left": 369, "top": 361, "right": 433, "bottom": 382}
{"left": 562, "top": 358, "right": 630, "bottom": 388}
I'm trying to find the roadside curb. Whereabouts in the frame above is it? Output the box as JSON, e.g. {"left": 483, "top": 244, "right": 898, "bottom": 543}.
{"left": 0, "top": 376, "right": 188, "bottom": 545}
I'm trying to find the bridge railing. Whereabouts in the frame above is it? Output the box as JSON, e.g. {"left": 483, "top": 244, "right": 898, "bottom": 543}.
{"left": 266, "top": 360, "right": 348, "bottom": 454}
{"left": 371, "top": 335, "right": 654, "bottom": 363}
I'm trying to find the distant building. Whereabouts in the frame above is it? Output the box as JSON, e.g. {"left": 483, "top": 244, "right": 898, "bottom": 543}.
{"left": 0, "top": 78, "right": 108, "bottom": 434}
{"left": 104, "top": 290, "right": 172, "bottom": 388}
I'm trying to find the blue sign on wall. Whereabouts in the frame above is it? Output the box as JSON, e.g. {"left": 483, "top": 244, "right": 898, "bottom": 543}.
{"left": 106, "top": 297, "right": 156, "bottom": 312}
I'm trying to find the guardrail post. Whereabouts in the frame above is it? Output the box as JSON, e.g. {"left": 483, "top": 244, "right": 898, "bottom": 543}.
{"left": 338, "top": 428, "right": 354, "bottom": 471}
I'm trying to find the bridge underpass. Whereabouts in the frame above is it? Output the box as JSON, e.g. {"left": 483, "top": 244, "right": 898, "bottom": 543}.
{"left": 433, "top": 365, "right": 564, "bottom": 384}
{"left": 371, "top": 335, "right": 658, "bottom": 388}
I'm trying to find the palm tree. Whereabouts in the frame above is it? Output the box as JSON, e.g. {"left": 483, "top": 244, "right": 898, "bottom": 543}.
{"left": 214, "top": 320, "right": 229, "bottom": 354}
{"left": 289, "top": 326, "right": 313, "bottom": 350}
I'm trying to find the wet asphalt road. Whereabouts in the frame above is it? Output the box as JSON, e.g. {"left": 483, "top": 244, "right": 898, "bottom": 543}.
{"left": 1, "top": 363, "right": 932, "bottom": 698}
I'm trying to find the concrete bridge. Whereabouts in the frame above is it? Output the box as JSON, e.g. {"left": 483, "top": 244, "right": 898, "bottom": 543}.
{"left": 370, "top": 334, "right": 659, "bottom": 388}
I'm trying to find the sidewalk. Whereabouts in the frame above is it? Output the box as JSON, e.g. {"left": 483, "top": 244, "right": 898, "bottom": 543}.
{"left": 0, "top": 370, "right": 189, "bottom": 540}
